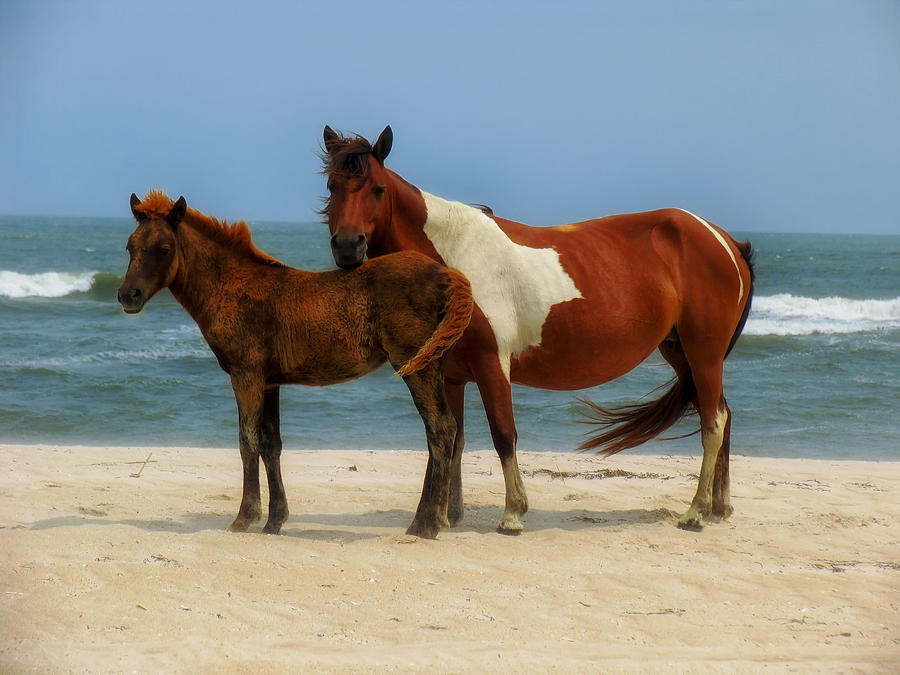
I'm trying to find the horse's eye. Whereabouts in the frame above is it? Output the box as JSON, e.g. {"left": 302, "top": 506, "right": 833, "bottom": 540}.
{"left": 373, "top": 185, "right": 386, "bottom": 197}
{"left": 159, "top": 245, "right": 172, "bottom": 255}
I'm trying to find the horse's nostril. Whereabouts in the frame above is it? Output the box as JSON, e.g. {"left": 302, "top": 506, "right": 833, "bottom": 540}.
{"left": 331, "top": 232, "right": 366, "bottom": 253}
{"left": 129, "top": 288, "right": 142, "bottom": 301}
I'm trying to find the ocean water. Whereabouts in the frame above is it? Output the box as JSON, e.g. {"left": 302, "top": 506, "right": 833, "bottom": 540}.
{"left": 1, "top": 214, "right": 898, "bottom": 459}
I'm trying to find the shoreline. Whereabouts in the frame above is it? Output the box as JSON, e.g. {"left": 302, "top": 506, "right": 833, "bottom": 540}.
{"left": 4, "top": 441, "right": 898, "bottom": 460}
{"left": 2, "top": 444, "right": 898, "bottom": 672}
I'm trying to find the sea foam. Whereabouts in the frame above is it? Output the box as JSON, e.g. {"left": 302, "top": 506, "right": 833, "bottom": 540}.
{"left": 0, "top": 270, "right": 97, "bottom": 298}
{"left": 746, "top": 294, "right": 900, "bottom": 336}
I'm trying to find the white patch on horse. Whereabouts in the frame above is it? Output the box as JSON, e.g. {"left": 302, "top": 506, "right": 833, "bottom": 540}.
{"left": 421, "top": 192, "right": 582, "bottom": 381}
{"left": 678, "top": 209, "right": 744, "bottom": 304}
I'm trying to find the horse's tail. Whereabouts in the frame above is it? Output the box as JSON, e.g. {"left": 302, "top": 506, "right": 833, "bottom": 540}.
{"left": 576, "top": 373, "right": 699, "bottom": 455}
{"left": 396, "top": 268, "right": 473, "bottom": 377}
{"left": 578, "top": 237, "right": 755, "bottom": 456}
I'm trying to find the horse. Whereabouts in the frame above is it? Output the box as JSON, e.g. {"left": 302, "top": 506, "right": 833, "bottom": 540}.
{"left": 320, "top": 125, "right": 755, "bottom": 533}
{"left": 118, "top": 190, "right": 473, "bottom": 539}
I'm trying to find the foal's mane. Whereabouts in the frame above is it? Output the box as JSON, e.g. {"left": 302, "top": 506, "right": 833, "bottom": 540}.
{"left": 136, "top": 190, "right": 284, "bottom": 267}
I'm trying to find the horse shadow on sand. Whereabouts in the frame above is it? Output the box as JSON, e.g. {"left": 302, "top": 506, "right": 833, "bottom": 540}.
{"left": 27, "top": 503, "right": 678, "bottom": 542}
{"left": 266, "top": 503, "right": 680, "bottom": 536}
{"left": 27, "top": 511, "right": 380, "bottom": 543}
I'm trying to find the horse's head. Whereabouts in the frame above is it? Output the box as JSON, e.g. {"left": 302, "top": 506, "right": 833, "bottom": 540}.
{"left": 321, "top": 125, "right": 393, "bottom": 269}
{"left": 118, "top": 192, "right": 186, "bottom": 313}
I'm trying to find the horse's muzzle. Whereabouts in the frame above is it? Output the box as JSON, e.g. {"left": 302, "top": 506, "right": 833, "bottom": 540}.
{"left": 117, "top": 286, "right": 145, "bottom": 314}
{"left": 330, "top": 233, "right": 367, "bottom": 269}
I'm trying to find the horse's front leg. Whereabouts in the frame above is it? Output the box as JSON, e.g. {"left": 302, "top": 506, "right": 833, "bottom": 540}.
{"left": 259, "top": 386, "right": 289, "bottom": 534}
{"left": 228, "top": 373, "right": 266, "bottom": 533}
{"left": 473, "top": 356, "right": 527, "bottom": 534}
{"left": 402, "top": 365, "right": 457, "bottom": 539}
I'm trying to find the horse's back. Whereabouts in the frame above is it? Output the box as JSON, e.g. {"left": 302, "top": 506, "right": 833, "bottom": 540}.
{"left": 497, "top": 208, "right": 751, "bottom": 388}
{"left": 358, "top": 251, "right": 472, "bottom": 373}
{"left": 361, "top": 251, "right": 463, "bottom": 320}
{"left": 492, "top": 207, "right": 748, "bottom": 302}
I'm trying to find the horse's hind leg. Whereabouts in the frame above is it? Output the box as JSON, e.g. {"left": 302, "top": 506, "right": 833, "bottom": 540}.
{"left": 229, "top": 375, "right": 289, "bottom": 534}
{"left": 711, "top": 399, "right": 733, "bottom": 520}
{"left": 677, "top": 361, "right": 728, "bottom": 531}
{"left": 445, "top": 382, "right": 466, "bottom": 526}
{"left": 402, "top": 363, "right": 457, "bottom": 539}
{"left": 259, "top": 386, "right": 289, "bottom": 534}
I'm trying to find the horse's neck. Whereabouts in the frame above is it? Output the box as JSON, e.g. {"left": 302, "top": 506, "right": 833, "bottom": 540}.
{"left": 375, "top": 177, "right": 474, "bottom": 258}
{"left": 169, "top": 224, "right": 250, "bottom": 327}
{"left": 408, "top": 188, "right": 491, "bottom": 259}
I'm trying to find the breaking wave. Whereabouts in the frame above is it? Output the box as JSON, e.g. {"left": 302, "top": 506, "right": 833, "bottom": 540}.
{"left": 746, "top": 294, "right": 900, "bottom": 336}
{"left": 0, "top": 270, "right": 121, "bottom": 300}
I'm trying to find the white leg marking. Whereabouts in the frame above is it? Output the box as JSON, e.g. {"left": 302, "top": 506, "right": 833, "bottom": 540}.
{"left": 679, "top": 407, "right": 728, "bottom": 529}
{"left": 422, "top": 192, "right": 582, "bottom": 381}
{"left": 678, "top": 209, "right": 744, "bottom": 304}
{"left": 499, "top": 460, "right": 525, "bottom": 532}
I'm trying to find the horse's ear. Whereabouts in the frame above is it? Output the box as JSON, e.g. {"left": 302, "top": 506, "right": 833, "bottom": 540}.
{"left": 372, "top": 125, "right": 392, "bottom": 164}
{"left": 130, "top": 193, "right": 146, "bottom": 221}
{"left": 167, "top": 196, "right": 187, "bottom": 228}
{"left": 323, "top": 125, "right": 341, "bottom": 153}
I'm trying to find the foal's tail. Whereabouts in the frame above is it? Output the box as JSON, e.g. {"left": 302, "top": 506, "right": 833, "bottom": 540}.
{"left": 578, "top": 239, "right": 755, "bottom": 456}
{"left": 396, "top": 268, "right": 474, "bottom": 377}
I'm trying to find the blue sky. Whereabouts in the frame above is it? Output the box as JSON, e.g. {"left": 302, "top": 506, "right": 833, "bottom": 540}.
{"left": 1, "top": 0, "right": 898, "bottom": 233}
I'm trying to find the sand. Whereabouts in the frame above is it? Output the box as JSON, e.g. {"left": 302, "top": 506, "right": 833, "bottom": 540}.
{"left": 1, "top": 444, "right": 898, "bottom": 673}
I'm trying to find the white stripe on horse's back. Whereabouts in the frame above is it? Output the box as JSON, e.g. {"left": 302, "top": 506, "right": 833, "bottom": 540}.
{"left": 678, "top": 209, "right": 744, "bottom": 304}
{"left": 422, "top": 192, "right": 582, "bottom": 381}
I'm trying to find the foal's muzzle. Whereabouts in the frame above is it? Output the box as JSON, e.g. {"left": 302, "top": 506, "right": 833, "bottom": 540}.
{"left": 117, "top": 286, "right": 145, "bottom": 314}
{"left": 330, "top": 232, "right": 367, "bottom": 269}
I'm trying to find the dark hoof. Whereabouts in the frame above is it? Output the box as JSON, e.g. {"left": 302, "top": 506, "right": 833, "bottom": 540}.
{"left": 447, "top": 505, "right": 464, "bottom": 527}
{"left": 676, "top": 518, "right": 704, "bottom": 532}
{"left": 406, "top": 522, "right": 440, "bottom": 540}
{"left": 710, "top": 505, "right": 734, "bottom": 522}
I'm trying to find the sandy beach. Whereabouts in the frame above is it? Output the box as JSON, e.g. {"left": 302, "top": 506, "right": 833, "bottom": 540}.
{"left": 1, "top": 444, "right": 898, "bottom": 673}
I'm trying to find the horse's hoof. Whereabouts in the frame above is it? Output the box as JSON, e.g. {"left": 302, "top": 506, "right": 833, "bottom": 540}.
{"left": 497, "top": 505, "right": 528, "bottom": 536}
{"left": 406, "top": 523, "right": 440, "bottom": 540}
{"left": 262, "top": 523, "right": 283, "bottom": 535}
{"left": 496, "top": 525, "right": 523, "bottom": 536}
{"left": 228, "top": 521, "right": 250, "bottom": 533}
{"left": 497, "top": 515, "right": 524, "bottom": 535}
{"left": 447, "top": 504, "right": 464, "bottom": 527}
{"left": 710, "top": 504, "right": 734, "bottom": 522}
{"left": 676, "top": 516, "right": 704, "bottom": 532}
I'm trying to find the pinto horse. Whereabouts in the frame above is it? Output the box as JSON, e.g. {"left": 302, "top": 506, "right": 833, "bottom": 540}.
{"left": 118, "top": 191, "right": 473, "bottom": 539}
{"left": 321, "top": 125, "right": 755, "bottom": 533}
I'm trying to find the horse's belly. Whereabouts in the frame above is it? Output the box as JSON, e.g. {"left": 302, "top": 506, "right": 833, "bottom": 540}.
{"left": 510, "top": 339, "right": 661, "bottom": 391}
{"left": 509, "top": 298, "right": 674, "bottom": 391}
{"left": 277, "top": 354, "right": 385, "bottom": 386}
